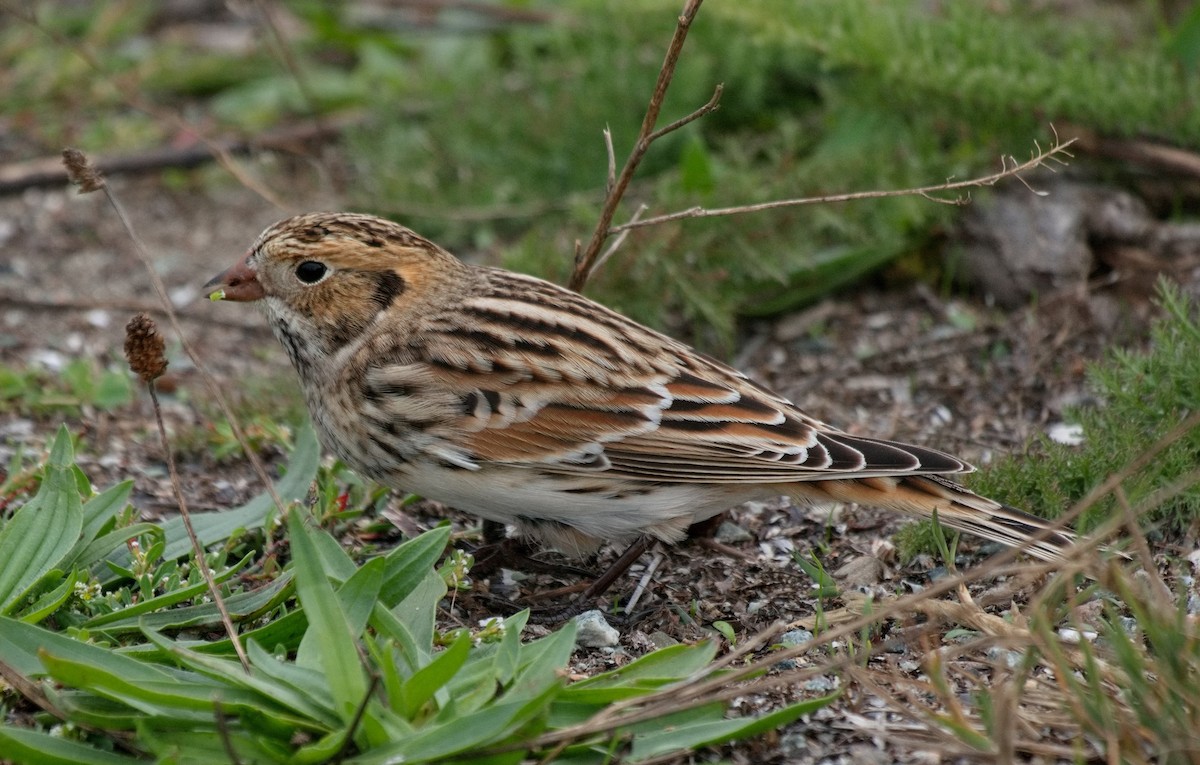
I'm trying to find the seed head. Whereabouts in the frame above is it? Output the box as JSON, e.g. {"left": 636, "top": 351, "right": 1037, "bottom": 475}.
{"left": 124, "top": 313, "right": 168, "bottom": 383}
{"left": 62, "top": 148, "right": 105, "bottom": 193}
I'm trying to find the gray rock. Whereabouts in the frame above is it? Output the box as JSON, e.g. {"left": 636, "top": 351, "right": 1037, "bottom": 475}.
{"left": 714, "top": 520, "right": 753, "bottom": 544}
{"left": 574, "top": 610, "right": 620, "bottom": 648}
{"left": 956, "top": 181, "right": 1153, "bottom": 307}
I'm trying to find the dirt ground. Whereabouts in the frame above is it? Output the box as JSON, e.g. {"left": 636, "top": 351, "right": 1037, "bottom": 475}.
{"left": 0, "top": 153, "right": 1183, "bottom": 762}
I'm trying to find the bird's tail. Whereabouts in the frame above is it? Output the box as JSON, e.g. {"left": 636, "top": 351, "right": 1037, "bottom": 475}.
{"left": 791, "top": 474, "right": 1076, "bottom": 563}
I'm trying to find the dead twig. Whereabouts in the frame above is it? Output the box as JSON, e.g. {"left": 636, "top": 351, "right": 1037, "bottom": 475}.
{"left": 609, "top": 135, "right": 1078, "bottom": 235}
{"left": 0, "top": 293, "right": 272, "bottom": 332}
{"left": 568, "top": 0, "right": 721, "bottom": 291}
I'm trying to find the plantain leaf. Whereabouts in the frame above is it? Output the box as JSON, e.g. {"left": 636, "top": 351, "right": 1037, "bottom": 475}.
{"left": 0, "top": 426, "right": 83, "bottom": 615}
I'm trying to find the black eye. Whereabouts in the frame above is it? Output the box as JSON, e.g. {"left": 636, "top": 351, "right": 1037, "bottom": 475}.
{"left": 295, "top": 261, "right": 327, "bottom": 284}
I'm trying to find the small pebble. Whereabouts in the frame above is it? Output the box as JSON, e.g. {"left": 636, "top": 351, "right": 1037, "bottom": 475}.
{"left": 1058, "top": 627, "right": 1097, "bottom": 644}
{"left": 574, "top": 610, "right": 619, "bottom": 648}
{"left": 714, "top": 520, "right": 753, "bottom": 544}
{"left": 986, "top": 647, "right": 1023, "bottom": 668}
{"left": 646, "top": 631, "right": 678, "bottom": 650}
{"left": 1047, "top": 422, "right": 1085, "bottom": 446}
{"left": 804, "top": 675, "right": 837, "bottom": 692}
{"left": 781, "top": 628, "right": 814, "bottom": 647}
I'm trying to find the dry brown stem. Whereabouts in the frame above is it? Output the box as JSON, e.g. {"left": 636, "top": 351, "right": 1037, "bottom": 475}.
{"left": 608, "top": 135, "right": 1077, "bottom": 234}
{"left": 568, "top": 0, "right": 720, "bottom": 291}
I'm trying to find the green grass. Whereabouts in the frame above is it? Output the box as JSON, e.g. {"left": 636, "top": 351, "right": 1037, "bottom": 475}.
{"left": 898, "top": 280, "right": 1200, "bottom": 559}
{"left": 0, "top": 359, "right": 131, "bottom": 415}
{"left": 970, "top": 281, "right": 1200, "bottom": 535}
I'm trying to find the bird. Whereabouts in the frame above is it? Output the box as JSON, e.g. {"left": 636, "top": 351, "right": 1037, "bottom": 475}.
{"left": 206, "top": 211, "right": 1076, "bottom": 601}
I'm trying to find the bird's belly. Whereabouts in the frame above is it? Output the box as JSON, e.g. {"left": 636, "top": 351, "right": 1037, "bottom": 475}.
{"left": 393, "top": 463, "right": 768, "bottom": 553}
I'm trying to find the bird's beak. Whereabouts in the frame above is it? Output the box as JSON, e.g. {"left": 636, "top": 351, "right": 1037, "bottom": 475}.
{"left": 205, "top": 252, "right": 265, "bottom": 302}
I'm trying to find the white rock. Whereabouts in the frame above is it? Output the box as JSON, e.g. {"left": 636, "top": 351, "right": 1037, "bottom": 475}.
{"left": 1047, "top": 423, "right": 1085, "bottom": 446}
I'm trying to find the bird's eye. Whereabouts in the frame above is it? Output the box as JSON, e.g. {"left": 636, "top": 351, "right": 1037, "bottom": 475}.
{"left": 295, "top": 261, "right": 328, "bottom": 284}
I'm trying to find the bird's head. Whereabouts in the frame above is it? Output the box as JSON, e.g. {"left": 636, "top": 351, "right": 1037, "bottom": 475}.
{"left": 206, "top": 212, "right": 468, "bottom": 369}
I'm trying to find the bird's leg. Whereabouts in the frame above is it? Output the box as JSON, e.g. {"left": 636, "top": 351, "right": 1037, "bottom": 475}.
{"left": 468, "top": 521, "right": 595, "bottom": 579}
{"left": 686, "top": 512, "right": 752, "bottom": 560}
{"left": 526, "top": 537, "right": 653, "bottom": 623}
{"left": 482, "top": 518, "right": 507, "bottom": 545}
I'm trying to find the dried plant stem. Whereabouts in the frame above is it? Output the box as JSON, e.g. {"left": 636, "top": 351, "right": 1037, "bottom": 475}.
{"left": 65, "top": 157, "right": 291, "bottom": 519}
{"left": 146, "top": 380, "right": 250, "bottom": 672}
{"left": 608, "top": 135, "right": 1078, "bottom": 234}
{"left": 65, "top": 149, "right": 291, "bottom": 672}
{"left": 569, "top": 0, "right": 720, "bottom": 291}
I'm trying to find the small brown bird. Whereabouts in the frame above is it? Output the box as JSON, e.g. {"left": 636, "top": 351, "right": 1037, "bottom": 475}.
{"left": 207, "top": 212, "right": 1074, "bottom": 584}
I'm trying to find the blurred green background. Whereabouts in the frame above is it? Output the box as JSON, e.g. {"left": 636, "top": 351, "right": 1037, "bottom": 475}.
{"left": 4, "top": 0, "right": 1198, "bottom": 350}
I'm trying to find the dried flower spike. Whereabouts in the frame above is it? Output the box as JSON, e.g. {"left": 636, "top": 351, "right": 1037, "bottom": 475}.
{"left": 124, "top": 313, "right": 168, "bottom": 383}
{"left": 61, "top": 148, "right": 105, "bottom": 194}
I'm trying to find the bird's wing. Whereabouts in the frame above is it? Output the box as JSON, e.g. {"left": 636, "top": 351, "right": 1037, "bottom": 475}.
{"left": 363, "top": 269, "right": 972, "bottom": 482}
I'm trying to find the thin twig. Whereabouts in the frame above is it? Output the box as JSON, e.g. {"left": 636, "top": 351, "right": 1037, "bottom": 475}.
{"left": 214, "top": 701, "right": 245, "bottom": 765}
{"left": 252, "top": 0, "right": 324, "bottom": 128}
{"left": 623, "top": 551, "right": 662, "bottom": 614}
{"left": 592, "top": 204, "right": 648, "bottom": 275}
{"left": 609, "top": 136, "right": 1078, "bottom": 234}
{"left": 334, "top": 675, "right": 382, "bottom": 763}
{"left": 568, "top": 0, "right": 715, "bottom": 291}
{"left": 0, "top": 293, "right": 271, "bottom": 331}
{"left": 0, "top": 114, "right": 360, "bottom": 195}
{"left": 147, "top": 378, "right": 251, "bottom": 672}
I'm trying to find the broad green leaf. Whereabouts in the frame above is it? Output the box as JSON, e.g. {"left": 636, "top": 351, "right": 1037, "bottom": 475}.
{"left": 379, "top": 525, "right": 452, "bottom": 606}
{"left": 145, "top": 630, "right": 338, "bottom": 729}
{"left": 288, "top": 509, "right": 368, "bottom": 719}
{"left": 350, "top": 681, "right": 562, "bottom": 765}
{"left": 392, "top": 568, "right": 446, "bottom": 653}
{"left": 39, "top": 653, "right": 263, "bottom": 717}
{"left": 69, "top": 480, "right": 133, "bottom": 559}
{"left": 135, "top": 721, "right": 290, "bottom": 765}
{"left": 628, "top": 694, "right": 838, "bottom": 761}
{"left": 507, "top": 624, "right": 577, "bottom": 702}
{"left": 370, "top": 600, "right": 429, "bottom": 676}
{"left": 310, "top": 521, "right": 358, "bottom": 581}
{"left": 0, "top": 727, "right": 138, "bottom": 765}
{"left": 0, "top": 614, "right": 171, "bottom": 680}
{"left": 0, "top": 426, "right": 84, "bottom": 614}
{"left": 243, "top": 640, "right": 344, "bottom": 724}
{"left": 47, "top": 688, "right": 147, "bottom": 729}
{"left": 14, "top": 569, "right": 76, "bottom": 624}
{"left": 106, "top": 574, "right": 293, "bottom": 639}
{"left": 563, "top": 641, "right": 720, "bottom": 704}
{"left": 106, "top": 422, "right": 320, "bottom": 569}
{"left": 570, "top": 640, "right": 718, "bottom": 689}
{"left": 297, "top": 556, "right": 384, "bottom": 669}
{"left": 493, "top": 610, "right": 529, "bottom": 687}
{"left": 400, "top": 630, "right": 472, "bottom": 719}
